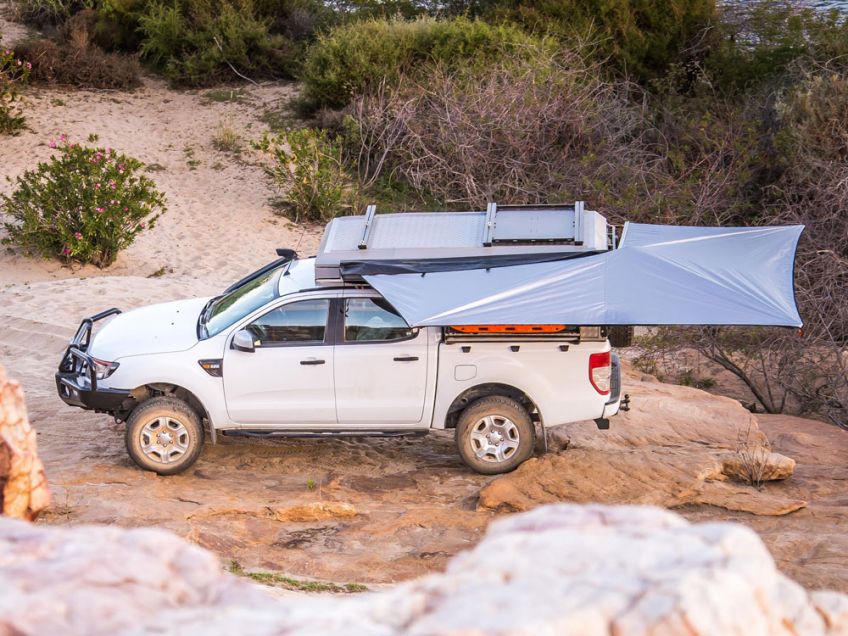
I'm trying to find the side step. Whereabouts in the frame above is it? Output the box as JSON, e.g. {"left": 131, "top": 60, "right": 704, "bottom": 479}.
{"left": 222, "top": 429, "right": 429, "bottom": 439}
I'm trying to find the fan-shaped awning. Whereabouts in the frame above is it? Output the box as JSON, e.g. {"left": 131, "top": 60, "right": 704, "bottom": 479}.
{"left": 362, "top": 223, "right": 804, "bottom": 328}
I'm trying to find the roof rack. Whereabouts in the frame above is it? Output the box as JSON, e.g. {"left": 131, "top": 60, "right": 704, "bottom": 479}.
{"left": 315, "top": 202, "right": 612, "bottom": 282}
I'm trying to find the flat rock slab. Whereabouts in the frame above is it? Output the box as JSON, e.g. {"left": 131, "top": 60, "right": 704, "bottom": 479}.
{"left": 480, "top": 370, "right": 807, "bottom": 517}
{"left": 686, "top": 413, "right": 848, "bottom": 594}
{"left": 478, "top": 449, "right": 806, "bottom": 516}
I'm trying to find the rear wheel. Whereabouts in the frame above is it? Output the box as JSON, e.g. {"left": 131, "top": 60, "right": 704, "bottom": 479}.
{"left": 455, "top": 396, "right": 535, "bottom": 475}
{"left": 125, "top": 397, "right": 204, "bottom": 475}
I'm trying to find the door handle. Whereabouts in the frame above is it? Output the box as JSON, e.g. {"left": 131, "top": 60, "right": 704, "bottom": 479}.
{"left": 393, "top": 355, "right": 419, "bottom": 362}
{"left": 300, "top": 358, "right": 325, "bottom": 365}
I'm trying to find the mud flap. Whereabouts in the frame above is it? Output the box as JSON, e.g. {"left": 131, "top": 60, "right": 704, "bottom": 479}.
{"left": 535, "top": 423, "right": 549, "bottom": 455}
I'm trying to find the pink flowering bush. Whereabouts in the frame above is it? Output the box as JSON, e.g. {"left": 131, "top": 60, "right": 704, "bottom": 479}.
{"left": 0, "top": 49, "right": 32, "bottom": 134}
{"left": 1, "top": 137, "right": 166, "bottom": 267}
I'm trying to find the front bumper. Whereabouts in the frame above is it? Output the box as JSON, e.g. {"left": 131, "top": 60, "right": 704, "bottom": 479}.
{"left": 55, "top": 308, "right": 132, "bottom": 414}
{"left": 55, "top": 372, "right": 131, "bottom": 411}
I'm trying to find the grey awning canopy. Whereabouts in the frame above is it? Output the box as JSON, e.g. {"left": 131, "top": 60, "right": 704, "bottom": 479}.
{"left": 362, "top": 223, "right": 804, "bottom": 328}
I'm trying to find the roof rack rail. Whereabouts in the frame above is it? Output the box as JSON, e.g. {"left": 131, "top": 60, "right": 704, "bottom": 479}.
{"left": 357, "top": 204, "right": 377, "bottom": 250}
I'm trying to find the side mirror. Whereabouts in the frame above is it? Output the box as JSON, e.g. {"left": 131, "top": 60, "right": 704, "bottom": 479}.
{"left": 232, "top": 329, "right": 256, "bottom": 353}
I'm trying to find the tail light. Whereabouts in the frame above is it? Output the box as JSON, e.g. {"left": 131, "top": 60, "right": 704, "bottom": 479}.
{"left": 589, "top": 352, "right": 611, "bottom": 395}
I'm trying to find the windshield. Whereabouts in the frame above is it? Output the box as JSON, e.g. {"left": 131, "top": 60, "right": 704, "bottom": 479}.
{"left": 201, "top": 264, "right": 285, "bottom": 338}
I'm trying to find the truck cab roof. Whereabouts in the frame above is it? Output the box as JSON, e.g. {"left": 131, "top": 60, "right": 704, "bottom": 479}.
{"left": 278, "top": 257, "right": 322, "bottom": 296}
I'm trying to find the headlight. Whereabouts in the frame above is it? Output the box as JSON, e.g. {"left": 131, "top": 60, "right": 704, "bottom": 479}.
{"left": 91, "top": 357, "right": 120, "bottom": 380}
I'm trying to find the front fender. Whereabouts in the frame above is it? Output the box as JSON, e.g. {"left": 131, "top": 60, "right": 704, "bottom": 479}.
{"left": 102, "top": 346, "right": 232, "bottom": 429}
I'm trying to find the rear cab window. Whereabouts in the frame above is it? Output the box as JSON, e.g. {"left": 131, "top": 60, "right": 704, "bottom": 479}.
{"left": 344, "top": 298, "right": 416, "bottom": 343}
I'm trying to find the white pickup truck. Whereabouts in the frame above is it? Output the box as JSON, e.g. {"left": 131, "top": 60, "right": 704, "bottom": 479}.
{"left": 56, "top": 254, "right": 624, "bottom": 476}
{"left": 56, "top": 202, "right": 802, "bottom": 477}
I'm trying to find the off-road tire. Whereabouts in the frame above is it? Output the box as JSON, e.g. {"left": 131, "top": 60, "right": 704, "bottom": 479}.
{"left": 607, "top": 325, "right": 634, "bottom": 348}
{"left": 125, "top": 397, "right": 204, "bottom": 475}
{"left": 455, "top": 396, "right": 535, "bottom": 475}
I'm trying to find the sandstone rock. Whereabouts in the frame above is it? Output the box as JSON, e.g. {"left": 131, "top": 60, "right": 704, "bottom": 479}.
{"left": 721, "top": 451, "right": 796, "bottom": 482}
{"left": 480, "top": 365, "right": 805, "bottom": 517}
{"left": 1, "top": 504, "right": 845, "bottom": 635}
{"left": 0, "top": 365, "right": 49, "bottom": 520}
{"left": 273, "top": 501, "right": 357, "bottom": 522}
{"left": 186, "top": 501, "right": 358, "bottom": 524}
{"left": 478, "top": 450, "right": 806, "bottom": 516}
{"left": 810, "top": 591, "right": 848, "bottom": 632}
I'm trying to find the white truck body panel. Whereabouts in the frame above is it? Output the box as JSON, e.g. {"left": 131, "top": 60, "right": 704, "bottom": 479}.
{"left": 79, "top": 259, "right": 617, "bottom": 433}
{"left": 89, "top": 297, "right": 210, "bottom": 360}
{"left": 224, "top": 340, "right": 337, "bottom": 424}
{"left": 432, "top": 338, "right": 612, "bottom": 430}
{"left": 333, "top": 335, "right": 432, "bottom": 425}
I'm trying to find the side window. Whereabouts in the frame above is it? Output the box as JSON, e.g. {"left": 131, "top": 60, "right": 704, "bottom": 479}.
{"left": 344, "top": 298, "right": 415, "bottom": 343}
{"left": 247, "top": 299, "right": 329, "bottom": 346}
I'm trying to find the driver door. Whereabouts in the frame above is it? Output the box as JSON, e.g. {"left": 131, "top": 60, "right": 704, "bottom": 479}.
{"left": 223, "top": 297, "right": 337, "bottom": 426}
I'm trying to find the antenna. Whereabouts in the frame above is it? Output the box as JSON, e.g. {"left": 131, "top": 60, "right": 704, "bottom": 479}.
{"left": 293, "top": 224, "right": 308, "bottom": 255}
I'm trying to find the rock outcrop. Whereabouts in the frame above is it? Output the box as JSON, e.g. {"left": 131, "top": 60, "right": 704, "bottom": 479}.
{"left": 1, "top": 504, "right": 846, "bottom": 635}
{"left": 721, "top": 450, "right": 796, "bottom": 482}
{"left": 479, "top": 366, "right": 806, "bottom": 517}
{"left": 0, "top": 365, "right": 49, "bottom": 520}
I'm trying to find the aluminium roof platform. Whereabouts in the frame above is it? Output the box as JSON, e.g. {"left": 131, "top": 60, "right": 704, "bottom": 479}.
{"left": 315, "top": 202, "right": 613, "bottom": 282}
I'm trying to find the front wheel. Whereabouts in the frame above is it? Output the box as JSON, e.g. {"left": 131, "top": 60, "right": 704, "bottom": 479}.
{"left": 455, "top": 396, "right": 535, "bottom": 475}
{"left": 125, "top": 396, "right": 204, "bottom": 475}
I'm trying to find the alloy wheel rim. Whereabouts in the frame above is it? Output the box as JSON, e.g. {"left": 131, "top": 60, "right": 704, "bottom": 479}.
{"left": 469, "top": 415, "right": 520, "bottom": 463}
{"left": 140, "top": 416, "right": 190, "bottom": 465}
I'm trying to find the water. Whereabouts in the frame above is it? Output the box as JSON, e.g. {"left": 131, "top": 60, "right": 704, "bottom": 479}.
{"left": 808, "top": 0, "right": 848, "bottom": 9}
{"left": 726, "top": 0, "right": 848, "bottom": 11}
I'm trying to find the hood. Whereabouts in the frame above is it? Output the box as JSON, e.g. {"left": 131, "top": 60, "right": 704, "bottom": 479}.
{"left": 89, "top": 297, "right": 211, "bottom": 360}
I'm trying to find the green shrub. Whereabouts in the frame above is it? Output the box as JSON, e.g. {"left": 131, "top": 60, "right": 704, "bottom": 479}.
{"left": 484, "top": 0, "right": 716, "bottom": 82}
{"left": 778, "top": 72, "right": 848, "bottom": 170}
{"left": 704, "top": 1, "right": 848, "bottom": 94}
{"left": 251, "top": 0, "right": 333, "bottom": 42}
{"left": 2, "top": 137, "right": 166, "bottom": 267}
{"left": 139, "top": 0, "right": 297, "bottom": 86}
{"left": 90, "top": 0, "right": 328, "bottom": 56}
{"left": 259, "top": 128, "right": 358, "bottom": 222}
{"left": 678, "top": 368, "right": 716, "bottom": 390}
{"left": 10, "top": 0, "right": 83, "bottom": 26}
{"left": 90, "top": 0, "right": 149, "bottom": 52}
{"left": 14, "top": 11, "right": 142, "bottom": 88}
{"left": 0, "top": 49, "right": 31, "bottom": 135}
{"left": 10, "top": 0, "right": 98, "bottom": 26}
{"left": 300, "top": 16, "right": 556, "bottom": 110}
{"left": 346, "top": 47, "right": 652, "bottom": 210}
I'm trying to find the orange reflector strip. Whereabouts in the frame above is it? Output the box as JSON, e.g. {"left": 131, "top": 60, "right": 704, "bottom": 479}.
{"left": 450, "top": 325, "right": 567, "bottom": 334}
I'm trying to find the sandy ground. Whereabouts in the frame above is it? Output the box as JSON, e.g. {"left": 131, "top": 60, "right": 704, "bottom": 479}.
{"left": 0, "top": 2, "right": 29, "bottom": 46}
{"left": 1, "top": 43, "right": 846, "bottom": 594}
{"left": 0, "top": 79, "right": 322, "bottom": 285}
